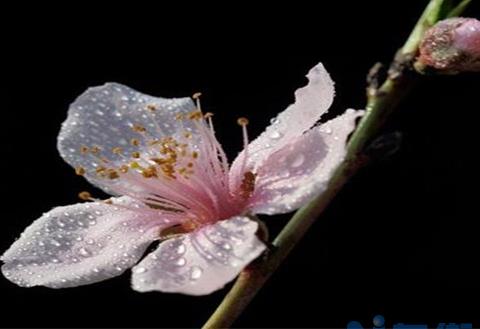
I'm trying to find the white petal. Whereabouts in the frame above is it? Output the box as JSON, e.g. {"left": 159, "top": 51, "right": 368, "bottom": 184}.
{"left": 131, "top": 216, "right": 266, "bottom": 295}
{"left": 57, "top": 83, "right": 197, "bottom": 194}
{"left": 230, "top": 62, "right": 335, "bottom": 187}
{"left": 249, "top": 109, "right": 363, "bottom": 215}
{"left": 1, "top": 197, "right": 170, "bottom": 288}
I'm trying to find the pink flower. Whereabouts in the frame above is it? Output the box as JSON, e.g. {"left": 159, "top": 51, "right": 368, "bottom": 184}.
{"left": 1, "top": 63, "right": 362, "bottom": 295}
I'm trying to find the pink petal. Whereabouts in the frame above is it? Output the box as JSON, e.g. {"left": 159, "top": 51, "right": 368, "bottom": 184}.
{"left": 230, "top": 63, "right": 335, "bottom": 190}
{"left": 249, "top": 109, "right": 363, "bottom": 215}
{"left": 57, "top": 83, "right": 197, "bottom": 195}
{"left": 131, "top": 216, "right": 266, "bottom": 295}
{"left": 1, "top": 197, "right": 173, "bottom": 288}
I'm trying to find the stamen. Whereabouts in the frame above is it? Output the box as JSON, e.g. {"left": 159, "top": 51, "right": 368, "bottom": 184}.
{"left": 131, "top": 124, "right": 146, "bottom": 133}
{"left": 237, "top": 117, "right": 250, "bottom": 178}
{"left": 112, "top": 147, "right": 123, "bottom": 154}
{"left": 80, "top": 146, "right": 89, "bottom": 154}
{"left": 188, "top": 110, "right": 203, "bottom": 120}
{"left": 106, "top": 169, "right": 119, "bottom": 179}
{"left": 90, "top": 146, "right": 101, "bottom": 154}
{"left": 131, "top": 151, "right": 141, "bottom": 158}
{"left": 75, "top": 166, "right": 86, "bottom": 176}
{"left": 240, "top": 171, "right": 256, "bottom": 199}
{"left": 130, "top": 138, "right": 140, "bottom": 146}
{"left": 146, "top": 104, "right": 157, "bottom": 111}
{"left": 78, "top": 191, "right": 93, "bottom": 201}
{"left": 192, "top": 92, "right": 202, "bottom": 111}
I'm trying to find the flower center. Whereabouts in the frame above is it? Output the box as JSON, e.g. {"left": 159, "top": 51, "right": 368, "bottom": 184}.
{"left": 74, "top": 94, "right": 255, "bottom": 225}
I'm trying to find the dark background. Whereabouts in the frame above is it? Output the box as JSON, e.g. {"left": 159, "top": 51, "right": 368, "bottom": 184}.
{"left": 2, "top": 1, "right": 479, "bottom": 328}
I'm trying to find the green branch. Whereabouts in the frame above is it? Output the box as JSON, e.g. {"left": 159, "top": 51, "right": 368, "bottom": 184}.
{"left": 202, "top": 1, "right": 470, "bottom": 328}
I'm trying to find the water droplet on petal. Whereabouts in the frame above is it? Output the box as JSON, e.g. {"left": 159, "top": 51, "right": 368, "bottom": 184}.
{"left": 290, "top": 154, "right": 305, "bottom": 168}
{"left": 176, "top": 244, "right": 186, "bottom": 255}
{"left": 175, "top": 257, "right": 186, "bottom": 266}
{"left": 79, "top": 247, "right": 91, "bottom": 257}
{"left": 270, "top": 117, "right": 280, "bottom": 124}
{"left": 323, "top": 127, "right": 332, "bottom": 134}
{"left": 190, "top": 266, "right": 203, "bottom": 280}
{"left": 50, "top": 239, "right": 61, "bottom": 247}
{"left": 222, "top": 242, "right": 232, "bottom": 250}
{"left": 269, "top": 130, "right": 282, "bottom": 139}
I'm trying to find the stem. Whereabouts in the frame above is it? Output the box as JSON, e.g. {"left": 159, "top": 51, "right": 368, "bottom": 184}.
{"left": 202, "top": 1, "right": 470, "bottom": 328}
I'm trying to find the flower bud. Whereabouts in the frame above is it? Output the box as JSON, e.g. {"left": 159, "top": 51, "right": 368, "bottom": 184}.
{"left": 418, "top": 18, "right": 480, "bottom": 73}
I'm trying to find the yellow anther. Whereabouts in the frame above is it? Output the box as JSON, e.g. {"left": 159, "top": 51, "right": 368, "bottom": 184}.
{"left": 107, "top": 169, "right": 119, "bottom": 179}
{"left": 119, "top": 165, "right": 129, "bottom": 173}
{"left": 78, "top": 191, "right": 92, "bottom": 201}
{"left": 187, "top": 162, "right": 194, "bottom": 168}
{"left": 175, "top": 113, "right": 185, "bottom": 121}
{"left": 80, "top": 146, "right": 89, "bottom": 154}
{"left": 95, "top": 166, "right": 106, "bottom": 174}
{"left": 131, "top": 151, "right": 140, "bottom": 159}
{"left": 151, "top": 158, "right": 167, "bottom": 165}
{"left": 91, "top": 146, "right": 100, "bottom": 154}
{"left": 130, "top": 138, "right": 140, "bottom": 146}
{"left": 237, "top": 117, "right": 249, "bottom": 126}
{"left": 132, "top": 124, "right": 146, "bottom": 133}
{"left": 75, "top": 167, "right": 86, "bottom": 176}
{"left": 204, "top": 112, "right": 214, "bottom": 119}
{"left": 130, "top": 161, "right": 141, "bottom": 169}
{"left": 146, "top": 104, "right": 157, "bottom": 111}
{"left": 192, "top": 151, "right": 199, "bottom": 159}
{"left": 142, "top": 166, "right": 158, "bottom": 178}
{"left": 188, "top": 111, "right": 203, "bottom": 120}
{"left": 184, "top": 132, "right": 192, "bottom": 139}
{"left": 112, "top": 147, "right": 123, "bottom": 154}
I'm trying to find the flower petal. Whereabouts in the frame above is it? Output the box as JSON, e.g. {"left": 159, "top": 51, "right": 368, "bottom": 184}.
{"left": 57, "top": 83, "right": 197, "bottom": 194}
{"left": 1, "top": 197, "right": 173, "bottom": 288}
{"left": 249, "top": 109, "right": 363, "bottom": 215}
{"left": 230, "top": 62, "right": 335, "bottom": 188}
{"left": 131, "top": 216, "right": 266, "bottom": 295}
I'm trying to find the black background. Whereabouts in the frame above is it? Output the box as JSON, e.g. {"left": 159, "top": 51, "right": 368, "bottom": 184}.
{"left": 2, "top": 1, "right": 479, "bottom": 328}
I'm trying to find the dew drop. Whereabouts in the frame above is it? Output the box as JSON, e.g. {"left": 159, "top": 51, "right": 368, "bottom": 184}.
{"left": 176, "top": 244, "right": 186, "bottom": 255}
{"left": 79, "top": 247, "right": 91, "bottom": 257}
{"left": 50, "top": 239, "right": 61, "bottom": 247}
{"left": 290, "top": 154, "right": 305, "bottom": 168}
{"left": 269, "top": 130, "right": 282, "bottom": 139}
{"left": 175, "top": 257, "right": 186, "bottom": 266}
{"left": 190, "top": 266, "right": 203, "bottom": 280}
{"left": 222, "top": 242, "right": 232, "bottom": 250}
{"left": 270, "top": 117, "right": 280, "bottom": 124}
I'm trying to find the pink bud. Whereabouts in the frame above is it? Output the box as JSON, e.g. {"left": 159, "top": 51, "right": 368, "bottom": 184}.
{"left": 418, "top": 17, "right": 480, "bottom": 73}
